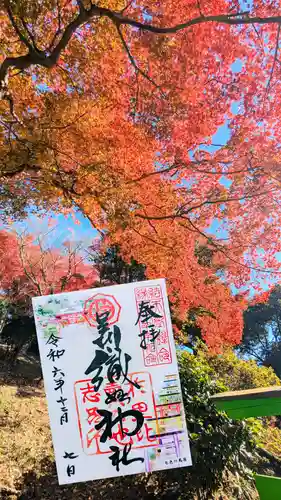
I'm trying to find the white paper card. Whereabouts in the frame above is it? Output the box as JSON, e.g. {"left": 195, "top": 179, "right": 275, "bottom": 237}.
{"left": 32, "top": 278, "right": 192, "bottom": 484}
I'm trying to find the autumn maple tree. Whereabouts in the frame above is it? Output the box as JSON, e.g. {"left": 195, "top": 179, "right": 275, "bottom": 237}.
{"left": 2, "top": 0, "right": 281, "bottom": 348}
{"left": 0, "top": 229, "right": 97, "bottom": 300}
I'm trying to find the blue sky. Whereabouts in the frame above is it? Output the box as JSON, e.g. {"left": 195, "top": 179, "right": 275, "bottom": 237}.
{"left": 5, "top": 209, "right": 98, "bottom": 248}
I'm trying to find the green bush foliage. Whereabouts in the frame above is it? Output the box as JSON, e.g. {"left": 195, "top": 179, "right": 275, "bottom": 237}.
{"left": 258, "top": 423, "right": 281, "bottom": 459}
{"left": 193, "top": 342, "right": 281, "bottom": 391}
{"left": 184, "top": 343, "right": 281, "bottom": 483}
{"left": 173, "top": 350, "right": 256, "bottom": 498}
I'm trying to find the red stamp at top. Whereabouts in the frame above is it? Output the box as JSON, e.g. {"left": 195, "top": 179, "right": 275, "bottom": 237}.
{"left": 83, "top": 293, "right": 121, "bottom": 327}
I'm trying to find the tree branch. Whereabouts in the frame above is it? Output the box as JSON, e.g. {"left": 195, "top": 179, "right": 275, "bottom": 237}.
{"left": 126, "top": 163, "right": 178, "bottom": 184}
{"left": 0, "top": 2, "right": 97, "bottom": 84}
{"left": 114, "top": 10, "right": 281, "bottom": 33}
{"left": 126, "top": 161, "right": 256, "bottom": 185}
{"left": 183, "top": 216, "right": 281, "bottom": 276}
{"left": 116, "top": 24, "right": 164, "bottom": 93}
{"left": 120, "top": 0, "right": 134, "bottom": 15}
{"left": 18, "top": 236, "right": 42, "bottom": 295}
{"left": 20, "top": 16, "right": 39, "bottom": 51}
{"left": 132, "top": 227, "right": 174, "bottom": 250}
{"left": 4, "top": 1, "right": 33, "bottom": 52}
{"left": 242, "top": 346, "right": 265, "bottom": 364}
{"left": 196, "top": 0, "right": 204, "bottom": 17}
{"left": 135, "top": 188, "right": 277, "bottom": 221}
{"left": 49, "top": 0, "right": 63, "bottom": 50}
{"left": 265, "top": 23, "right": 281, "bottom": 96}
{"left": 0, "top": 164, "right": 41, "bottom": 179}
{"left": 2, "top": 6, "right": 281, "bottom": 88}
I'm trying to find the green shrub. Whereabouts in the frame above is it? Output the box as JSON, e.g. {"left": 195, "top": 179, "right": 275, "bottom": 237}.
{"left": 258, "top": 424, "right": 281, "bottom": 459}
{"left": 174, "top": 351, "right": 256, "bottom": 498}
{"left": 205, "top": 348, "right": 280, "bottom": 391}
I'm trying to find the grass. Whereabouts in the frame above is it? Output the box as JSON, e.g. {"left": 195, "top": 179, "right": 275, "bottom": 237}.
{"left": 0, "top": 383, "right": 53, "bottom": 498}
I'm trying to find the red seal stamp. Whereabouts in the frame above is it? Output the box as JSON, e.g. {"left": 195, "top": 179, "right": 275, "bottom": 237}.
{"left": 83, "top": 293, "right": 121, "bottom": 327}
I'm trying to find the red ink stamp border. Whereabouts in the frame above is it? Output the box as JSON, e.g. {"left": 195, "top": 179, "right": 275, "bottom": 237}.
{"left": 74, "top": 372, "right": 158, "bottom": 455}
{"left": 134, "top": 285, "right": 172, "bottom": 367}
